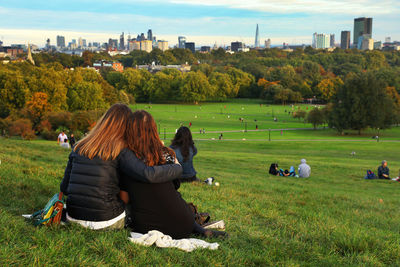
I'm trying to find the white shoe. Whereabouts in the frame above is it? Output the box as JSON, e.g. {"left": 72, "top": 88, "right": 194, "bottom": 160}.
{"left": 203, "top": 220, "right": 225, "bottom": 230}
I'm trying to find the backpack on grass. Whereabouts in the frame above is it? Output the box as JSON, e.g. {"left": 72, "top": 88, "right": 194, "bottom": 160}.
{"left": 30, "top": 192, "right": 64, "bottom": 226}
{"left": 364, "top": 170, "right": 376, "bottom": 179}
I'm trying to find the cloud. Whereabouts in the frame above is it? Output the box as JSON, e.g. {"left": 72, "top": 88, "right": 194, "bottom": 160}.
{"left": 167, "top": 0, "right": 400, "bottom": 15}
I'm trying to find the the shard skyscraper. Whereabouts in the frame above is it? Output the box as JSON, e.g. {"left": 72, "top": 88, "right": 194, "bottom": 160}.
{"left": 255, "top": 24, "right": 260, "bottom": 48}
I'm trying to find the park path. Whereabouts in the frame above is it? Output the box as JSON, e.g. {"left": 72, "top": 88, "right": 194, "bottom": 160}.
{"left": 192, "top": 138, "right": 400, "bottom": 142}
{"left": 164, "top": 127, "right": 319, "bottom": 135}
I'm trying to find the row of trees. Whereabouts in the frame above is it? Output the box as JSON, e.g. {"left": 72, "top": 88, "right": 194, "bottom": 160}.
{"left": 1, "top": 48, "right": 400, "bottom": 138}
{"left": 293, "top": 71, "right": 400, "bottom": 134}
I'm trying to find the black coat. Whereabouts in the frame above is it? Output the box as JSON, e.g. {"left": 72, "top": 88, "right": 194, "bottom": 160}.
{"left": 120, "top": 178, "right": 194, "bottom": 239}
{"left": 60, "top": 148, "right": 182, "bottom": 221}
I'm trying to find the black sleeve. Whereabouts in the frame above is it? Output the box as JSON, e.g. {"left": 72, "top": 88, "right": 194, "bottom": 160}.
{"left": 60, "top": 152, "right": 74, "bottom": 194}
{"left": 377, "top": 166, "right": 382, "bottom": 177}
{"left": 119, "top": 149, "right": 182, "bottom": 183}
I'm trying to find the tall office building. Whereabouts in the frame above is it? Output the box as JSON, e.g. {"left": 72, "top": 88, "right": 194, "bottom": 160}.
{"left": 312, "top": 33, "right": 331, "bottom": 49}
{"left": 255, "top": 24, "right": 260, "bottom": 48}
{"left": 353, "top": 17, "right": 372, "bottom": 45}
{"left": 157, "top": 40, "right": 168, "bottom": 51}
{"left": 231, "top": 41, "right": 245, "bottom": 52}
{"left": 120, "top": 32, "right": 125, "bottom": 50}
{"left": 361, "top": 37, "right": 374, "bottom": 50}
{"left": 147, "top": 29, "right": 153, "bottom": 42}
{"left": 129, "top": 40, "right": 140, "bottom": 51}
{"left": 330, "top": 34, "right": 335, "bottom": 47}
{"left": 140, "top": 40, "right": 152, "bottom": 52}
{"left": 265, "top": 39, "right": 271, "bottom": 49}
{"left": 46, "top": 38, "right": 51, "bottom": 49}
{"left": 82, "top": 39, "right": 87, "bottom": 47}
{"left": 340, "top": 31, "right": 351, "bottom": 49}
{"left": 185, "top": 42, "right": 195, "bottom": 53}
{"left": 56, "top": 35, "right": 65, "bottom": 48}
{"left": 178, "top": 36, "right": 186, "bottom": 49}
{"left": 108, "top": 38, "right": 118, "bottom": 49}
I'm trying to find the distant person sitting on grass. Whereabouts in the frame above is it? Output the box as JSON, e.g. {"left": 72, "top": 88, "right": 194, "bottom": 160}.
{"left": 378, "top": 160, "right": 390, "bottom": 179}
{"left": 170, "top": 127, "right": 200, "bottom": 183}
{"left": 298, "top": 159, "right": 311, "bottom": 178}
{"left": 269, "top": 163, "right": 279, "bottom": 176}
{"left": 391, "top": 169, "right": 400, "bottom": 182}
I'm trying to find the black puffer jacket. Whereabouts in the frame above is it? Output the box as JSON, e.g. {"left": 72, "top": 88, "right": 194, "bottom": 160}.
{"left": 60, "top": 148, "right": 182, "bottom": 221}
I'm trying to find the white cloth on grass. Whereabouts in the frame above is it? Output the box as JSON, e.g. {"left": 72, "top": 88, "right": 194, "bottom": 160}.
{"left": 129, "top": 230, "right": 219, "bottom": 252}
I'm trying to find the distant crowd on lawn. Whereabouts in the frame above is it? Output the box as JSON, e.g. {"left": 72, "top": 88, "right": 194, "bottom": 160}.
{"left": 59, "top": 104, "right": 227, "bottom": 238}
{"left": 268, "top": 159, "right": 311, "bottom": 178}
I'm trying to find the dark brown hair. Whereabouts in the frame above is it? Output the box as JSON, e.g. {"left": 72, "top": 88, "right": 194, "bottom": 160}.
{"left": 170, "top": 126, "right": 194, "bottom": 161}
{"left": 126, "top": 110, "right": 175, "bottom": 166}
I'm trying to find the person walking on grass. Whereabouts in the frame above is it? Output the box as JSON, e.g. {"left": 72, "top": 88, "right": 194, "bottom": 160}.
{"left": 57, "top": 131, "right": 68, "bottom": 146}
{"left": 69, "top": 133, "right": 76, "bottom": 149}
{"left": 170, "top": 126, "right": 200, "bottom": 183}
{"left": 378, "top": 160, "right": 390, "bottom": 179}
{"left": 60, "top": 104, "right": 182, "bottom": 230}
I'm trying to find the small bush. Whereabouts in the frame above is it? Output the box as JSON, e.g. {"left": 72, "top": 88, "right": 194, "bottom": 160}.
{"left": 41, "top": 129, "right": 57, "bottom": 141}
{"left": 72, "top": 110, "right": 103, "bottom": 133}
{"left": 36, "top": 119, "right": 52, "bottom": 133}
{"left": 47, "top": 111, "right": 72, "bottom": 131}
{"left": 8, "top": 119, "right": 36, "bottom": 140}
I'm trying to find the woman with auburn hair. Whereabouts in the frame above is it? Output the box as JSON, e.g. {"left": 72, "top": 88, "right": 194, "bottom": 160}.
{"left": 60, "top": 104, "right": 182, "bottom": 230}
{"left": 170, "top": 126, "right": 199, "bottom": 182}
{"left": 120, "top": 110, "right": 227, "bottom": 238}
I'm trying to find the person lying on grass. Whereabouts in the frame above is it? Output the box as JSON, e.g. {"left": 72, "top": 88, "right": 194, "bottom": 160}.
{"left": 60, "top": 104, "right": 182, "bottom": 230}
{"left": 119, "top": 110, "right": 227, "bottom": 239}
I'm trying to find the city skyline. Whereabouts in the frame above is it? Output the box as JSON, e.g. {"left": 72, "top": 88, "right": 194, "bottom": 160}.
{"left": 0, "top": 0, "right": 399, "bottom": 46}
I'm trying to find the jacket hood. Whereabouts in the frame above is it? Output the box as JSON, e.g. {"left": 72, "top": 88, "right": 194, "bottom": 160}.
{"left": 301, "top": 159, "right": 306, "bottom": 164}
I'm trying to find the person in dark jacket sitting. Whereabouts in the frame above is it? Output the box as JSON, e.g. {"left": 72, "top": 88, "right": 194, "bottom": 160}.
{"left": 119, "top": 111, "right": 226, "bottom": 238}
{"left": 60, "top": 104, "right": 182, "bottom": 230}
{"left": 378, "top": 160, "right": 390, "bottom": 179}
{"left": 170, "top": 127, "right": 200, "bottom": 182}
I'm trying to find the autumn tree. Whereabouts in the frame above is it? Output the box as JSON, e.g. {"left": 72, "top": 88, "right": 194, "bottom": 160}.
{"left": 25, "top": 92, "right": 52, "bottom": 130}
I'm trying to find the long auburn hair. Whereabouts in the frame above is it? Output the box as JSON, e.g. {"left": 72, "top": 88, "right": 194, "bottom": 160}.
{"left": 170, "top": 126, "right": 194, "bottom": 161}
{"left": 74, "top": 103, "right": 132, "bottom": 161}
{"left": 126, "top": 110, "right": 175, "bottom": 166}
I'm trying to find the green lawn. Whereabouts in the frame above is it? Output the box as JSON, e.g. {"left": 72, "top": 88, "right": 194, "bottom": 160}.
{"left": 1, "top": 100, "right": 400, "bottom": 266}
{"left": 131, "top": 100, "right": 400, "bottom": 141}
{"left": 1, "top": 137, "right": 400, "bottom": 266}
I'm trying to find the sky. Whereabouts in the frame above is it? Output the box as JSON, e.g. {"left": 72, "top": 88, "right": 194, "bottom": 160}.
{"left": 0, "top": 0, "right": 399, "bottom": 47}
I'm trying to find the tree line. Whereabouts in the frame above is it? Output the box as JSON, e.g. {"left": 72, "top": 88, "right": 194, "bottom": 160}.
{"left": 0, "top": 47, "right": 399, "bottom": 138}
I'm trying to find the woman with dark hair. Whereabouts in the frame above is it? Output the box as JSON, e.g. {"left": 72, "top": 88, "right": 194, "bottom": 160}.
{"left": 120, "top": 110, "right": 226, "bottom": 238}
{"left": 60, "top": 104, "right": 182, "bottom": 230}
{"left": 170, "top": 126, "right": 199, "bottom": 182}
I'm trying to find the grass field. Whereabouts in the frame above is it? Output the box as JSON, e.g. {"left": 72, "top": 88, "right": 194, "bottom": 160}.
{"left": 132, "top": 100, "right": 400, "bottom": 141}
{"left": 1, "top": 100, "right": 400, "bottom": 266}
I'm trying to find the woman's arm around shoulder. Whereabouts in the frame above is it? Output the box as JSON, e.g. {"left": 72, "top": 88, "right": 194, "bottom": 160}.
{"left": 119, "top": 148, "right": 182, "bottom": 183}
